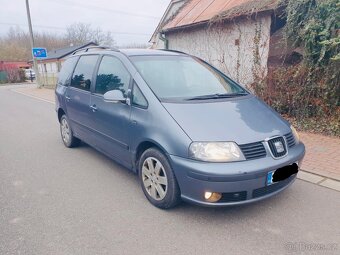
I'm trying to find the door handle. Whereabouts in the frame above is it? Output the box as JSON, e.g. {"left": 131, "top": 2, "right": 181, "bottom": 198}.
{"left": 65, "top": 96, "right": 71, "bottom": 101}
{"left": 90, "top": 104, "right": 98, "bottom": 112}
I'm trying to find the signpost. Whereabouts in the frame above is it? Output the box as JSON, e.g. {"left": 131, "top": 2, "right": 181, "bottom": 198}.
{"left": 26, "top": 0, "right": 41, "bottom": 88}
{"left": 32, "top": 48, "right": 47, "bottom": 59}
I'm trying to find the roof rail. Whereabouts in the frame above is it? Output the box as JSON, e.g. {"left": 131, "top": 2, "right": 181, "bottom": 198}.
{"left": 159, "top": 49, "right": 188, "bottom": 55}
{"left": 72, "top": 46, "right": 119, "bottom": 55}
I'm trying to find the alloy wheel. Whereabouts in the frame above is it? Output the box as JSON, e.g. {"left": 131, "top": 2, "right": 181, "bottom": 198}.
{"left": 61, "top": 118, "right": 70, "bottom": 144}
{"left": 142, "top": 157, "right": 168, "bottom": 200}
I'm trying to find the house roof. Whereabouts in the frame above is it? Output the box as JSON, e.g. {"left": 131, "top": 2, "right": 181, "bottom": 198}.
{"left": 0, "top": 61, "right": 30, "bottom": 69}
{"left": 162, "top": 0, "right": 280, "bottom": 32}
{"left": 43, "top": 42, "right": 97, "bottom": 61}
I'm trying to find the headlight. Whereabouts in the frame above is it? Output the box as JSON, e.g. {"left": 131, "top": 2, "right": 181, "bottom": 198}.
{"left": 291, "top": 125, "right": 300, "bottom": 144}
{"left": 189, "top": 142, "right": 245, "bottom": 162}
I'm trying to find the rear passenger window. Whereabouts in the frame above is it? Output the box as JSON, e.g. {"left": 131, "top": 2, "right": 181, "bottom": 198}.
{"left": 57, "top": 57, "right": 78, "bottom": 86}
{"left": 71, "top": 55, "right": 98, "bottom": 91}
{"left": 95, "top": 56, "right": 131, "bottom": 96}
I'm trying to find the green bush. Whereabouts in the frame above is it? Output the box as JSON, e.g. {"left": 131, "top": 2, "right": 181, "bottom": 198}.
{"left": 284, "top": 0, "right": 340, "bottom": 66}
{"left": 252, "top": 0, "right": 339, "bottom": 136}
{"left": 283, "top": 0, "right": 340, "bottom": 110}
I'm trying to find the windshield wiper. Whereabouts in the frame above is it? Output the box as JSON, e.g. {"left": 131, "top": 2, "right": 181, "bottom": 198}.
{"left": 186, "top": 92, "right": 248, "bottom": 101}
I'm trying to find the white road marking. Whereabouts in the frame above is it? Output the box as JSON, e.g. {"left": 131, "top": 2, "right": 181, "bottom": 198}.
{"left": 11, "top": 88, "right": 55, "bottom": 105}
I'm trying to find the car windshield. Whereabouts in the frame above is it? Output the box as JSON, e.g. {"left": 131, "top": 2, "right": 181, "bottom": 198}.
{"left": 131, "top": 55, "right": 247, "bottom": 101}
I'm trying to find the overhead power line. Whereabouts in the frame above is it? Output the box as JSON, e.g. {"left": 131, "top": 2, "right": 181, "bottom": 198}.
{"left": 51, "top": 0, "right": 162, "bottom": 20}
{"left": 0, "top": 22, "right": 152, "bottom": 37}
{"left": 0, "top": 22, "right": 65, "bottom": 31}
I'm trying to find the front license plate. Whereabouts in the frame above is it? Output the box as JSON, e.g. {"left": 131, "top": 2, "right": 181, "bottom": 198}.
{"left": 267, "top": 163, "right": 299, "bottom": 186}
{"left": 267, "top": 170, "right": 275, "bottom": 185}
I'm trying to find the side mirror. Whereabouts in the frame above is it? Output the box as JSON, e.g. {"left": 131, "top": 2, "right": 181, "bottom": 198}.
{"left": 103, "top": 90, "right": 126, "bottom": 103}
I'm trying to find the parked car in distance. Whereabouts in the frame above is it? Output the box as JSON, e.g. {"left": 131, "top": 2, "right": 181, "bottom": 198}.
{"left": 55, "top": 46, "right": 305, "bottom": 209}
{"left": 25, "top": 69, "right": 35, "bottom": 80}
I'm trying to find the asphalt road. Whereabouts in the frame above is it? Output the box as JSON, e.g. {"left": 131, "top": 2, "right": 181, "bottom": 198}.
{"left": 0, "top": 85, "right": 339, "bottom": 255}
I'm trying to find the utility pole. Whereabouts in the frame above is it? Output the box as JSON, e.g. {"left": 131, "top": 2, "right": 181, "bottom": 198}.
{"left": 25, "top": 0, "right": 41, "bottom": 88}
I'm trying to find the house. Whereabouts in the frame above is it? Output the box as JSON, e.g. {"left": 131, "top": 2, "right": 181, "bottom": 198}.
{"left": 36, "top": 42, "right": 97, "bottom": 87}
{"left": 150, "top": 0, "right": 297, "bottom": 86}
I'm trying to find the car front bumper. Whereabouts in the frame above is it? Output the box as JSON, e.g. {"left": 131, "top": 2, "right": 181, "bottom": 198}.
{"left": 170, "top": 143, "right": 305, "bottom": 207}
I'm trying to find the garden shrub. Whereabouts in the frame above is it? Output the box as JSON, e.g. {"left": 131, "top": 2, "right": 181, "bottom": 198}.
{"left": 252, "top": 0, "right": 339, "bottom": 136}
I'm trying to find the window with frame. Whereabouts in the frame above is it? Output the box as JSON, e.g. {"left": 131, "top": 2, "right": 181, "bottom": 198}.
{"left": 57, "top": 57, "right": 78, "bottom": 86}
{"left": 132, "top": 82, "right": 148, "bottom": 108}
{"left": 95, "top": 56, "right": 131, "bottom": 96}
{"left": 71, "top": 55, "right": 98, "bottom": 91}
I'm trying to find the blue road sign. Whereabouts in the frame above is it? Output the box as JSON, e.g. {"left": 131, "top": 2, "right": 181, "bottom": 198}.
{"left": 32, "top": 48, "right": 47, "bottom": 58}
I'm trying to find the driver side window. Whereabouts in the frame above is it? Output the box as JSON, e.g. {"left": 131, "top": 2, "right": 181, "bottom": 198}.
{"left": 95, "top": 56, "right": 131, "bottom": 96}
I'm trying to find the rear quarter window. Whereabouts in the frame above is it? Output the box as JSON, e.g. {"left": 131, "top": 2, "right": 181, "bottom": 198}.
{"left": 57, "top": 57, "right": 78, "bottom": 86}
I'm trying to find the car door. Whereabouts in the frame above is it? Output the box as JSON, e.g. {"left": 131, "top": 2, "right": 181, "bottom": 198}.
{"left": 65, "top": 54, "right": 99, "bottom": 142}
{"left": 90, "top": 55, "right": 132, "bottom": 166}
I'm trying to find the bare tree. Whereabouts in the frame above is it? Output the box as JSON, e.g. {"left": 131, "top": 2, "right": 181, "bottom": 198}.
{"left": 0, "top": 26, "right": 67, "bottom": 61}
{"left": 0, "top": 23, "right": 116, "bottom": 61}
{"left": 65, "top": 23, "right": 116, "bottom": 46}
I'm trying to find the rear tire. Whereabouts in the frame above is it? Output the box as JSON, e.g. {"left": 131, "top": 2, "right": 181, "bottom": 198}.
{"left": 60, "top": 115, "right": 80, "bottom": 148}
{"left": 139, "top": 148, "right": 181, "bottom": 209}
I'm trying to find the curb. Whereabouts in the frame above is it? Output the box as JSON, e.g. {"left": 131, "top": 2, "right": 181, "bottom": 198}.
{"left": 298, "top": 170, "right": 340, "bottom": 192}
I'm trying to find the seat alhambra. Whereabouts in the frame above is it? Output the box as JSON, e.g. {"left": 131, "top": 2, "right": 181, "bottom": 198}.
{"left": 55, "top": 46, "right": 305, "bottom": 209}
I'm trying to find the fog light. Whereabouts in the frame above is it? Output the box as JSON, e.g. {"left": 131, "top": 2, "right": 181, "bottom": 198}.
{"left": 204, "top": 192, "right": 212, "bottom": 200}
{"left": 204, "top": 191, "right": 222, "bottom": 202}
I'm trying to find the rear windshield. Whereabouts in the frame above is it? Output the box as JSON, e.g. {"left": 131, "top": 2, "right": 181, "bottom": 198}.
{"left": 131, "top": 55, "right": 246, "bottom": 101}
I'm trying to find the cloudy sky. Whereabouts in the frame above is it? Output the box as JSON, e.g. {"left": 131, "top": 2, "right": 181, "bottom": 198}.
{"left": 0, "top": 0, "right": 170, "bottom": 46}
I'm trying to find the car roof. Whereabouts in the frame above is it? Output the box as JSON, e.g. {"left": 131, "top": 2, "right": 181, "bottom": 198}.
{"left": 72, "top": 48, "right": 186, "bottom": 57}
{"left": 119, "top": 49, "right": 185, "bottom": 57}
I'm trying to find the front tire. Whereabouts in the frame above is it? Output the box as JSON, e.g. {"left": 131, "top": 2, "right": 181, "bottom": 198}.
{"left": 139, "top": 148, "right": 181, "bottom": 209}
{"left": 60, "top": 115, "right": 80, "bottom": 148}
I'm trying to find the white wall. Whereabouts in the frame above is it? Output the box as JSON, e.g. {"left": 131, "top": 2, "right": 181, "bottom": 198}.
{"left": 37, "top": 61, "right": 60, "bottom": 86}
{"left": 37, "top": 61, "right": 59, "bottom": 74}
{"left": 164, "top": 15, "right": 271, "bottom": 86}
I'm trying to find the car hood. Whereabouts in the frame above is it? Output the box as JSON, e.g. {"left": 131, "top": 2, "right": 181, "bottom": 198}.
{"left": 162, "top": 96, "right": 291, "bottom": 145}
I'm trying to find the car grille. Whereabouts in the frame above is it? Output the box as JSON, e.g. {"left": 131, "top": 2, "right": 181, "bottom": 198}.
{"left": 267, "top": 137, "right": 287, "bottom": 158}
{"left": 252, "top": 176, "right": 294, "bottom": 198}
{"left": 285, "top": 132, "right": 296, "bottom": 148}
{"left": 239, "top": 142, "right": 267, "bottom": 160}
{"left": 219, "top": 191, "right": 247, "bottom": 203}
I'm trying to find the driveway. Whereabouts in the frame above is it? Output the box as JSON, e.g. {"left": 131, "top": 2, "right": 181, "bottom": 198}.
{"left": 0, "top": 85, "right": 339, "bottom": 255}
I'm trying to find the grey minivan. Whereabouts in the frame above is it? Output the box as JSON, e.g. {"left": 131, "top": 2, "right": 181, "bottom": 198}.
{"left": 55, "top": 46, "right": 305, "bottom": 209}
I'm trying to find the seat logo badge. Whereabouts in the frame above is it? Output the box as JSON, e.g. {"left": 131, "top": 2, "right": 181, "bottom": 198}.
{"left": 274, "top": 141, "right": 285, "bottom": 153}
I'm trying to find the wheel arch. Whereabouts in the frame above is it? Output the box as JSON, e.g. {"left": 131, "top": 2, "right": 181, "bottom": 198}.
{"left": 57, "top": 108, "right": 66, "bottom": 122}
{"left": 134, "top": 140, "right": 171, "bottom": 173}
